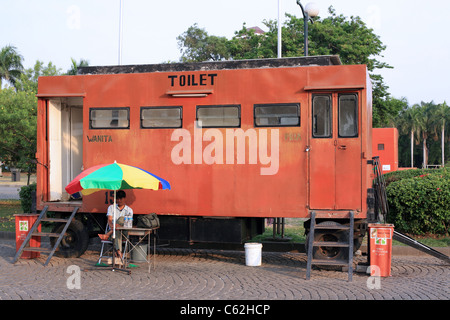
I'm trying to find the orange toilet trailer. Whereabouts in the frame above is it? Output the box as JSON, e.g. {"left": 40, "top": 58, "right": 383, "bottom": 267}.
{"left": 35, "top": 56, "right": 375, "bottom": 261}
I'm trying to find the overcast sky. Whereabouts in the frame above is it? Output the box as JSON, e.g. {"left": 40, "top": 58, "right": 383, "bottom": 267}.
{"left": 1, "top": 0, "right": 449, "bottom": 106}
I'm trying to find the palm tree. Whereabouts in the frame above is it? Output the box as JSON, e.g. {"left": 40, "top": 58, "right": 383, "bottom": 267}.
{"left": 415, "top": 102, "right": 437, "bottom": 168}
{"left": 66, "top": 58, "right": 89, "bottom": 75}
{"left": 0, "top": 45, "right": 24, "bottom": 89}
{"left": 396, "top": 105, "right": 420, "bottom": 168}
{"left": 432, "top": 101, "right": 449, "bottom": 167}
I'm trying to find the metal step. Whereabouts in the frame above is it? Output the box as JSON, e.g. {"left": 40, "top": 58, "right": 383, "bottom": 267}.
{"left": 312, "top": 259, "right": 349, "bottom": 266}
{"left": 31, "top": 232, "right": 61, "bottom": 237}
{"left": 314, "top": 225, "right": 350, "bottom": 230}
{"left": 40, "top": 218, "right": 70, "bottom": 223}
{"left": 22, "top": 247, "right": 52, "bottom": 253}
{"left": 43, "top": 207, "right": 79, "bottom": 266}
{"left": 313, "top": 241, "right": 350, "bottom": 247}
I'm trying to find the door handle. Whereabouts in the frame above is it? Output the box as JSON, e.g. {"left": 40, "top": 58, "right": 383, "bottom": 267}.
{"left": 337, "top": 145, "right": 347, "bottom": 150}
{"left": 305, "top": 146, "right": 310, "bottom": 152}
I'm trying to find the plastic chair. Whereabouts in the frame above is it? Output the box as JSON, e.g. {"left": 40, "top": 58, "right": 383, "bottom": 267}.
{"left": 97, "top": 224, "right": 113, "bottom": 264}
{"left": 97, "top": 223, "right": 128, "bottom": 265}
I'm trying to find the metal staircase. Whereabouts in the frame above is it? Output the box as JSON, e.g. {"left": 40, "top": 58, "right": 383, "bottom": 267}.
{"left": 372, "top": 156, "right": 389, "bottom": 223}
{"left": 13, "top": 206, "right": 79, "bottom": 266}
{"left": 306, "top": 211, "right": 354, "bottom": 281}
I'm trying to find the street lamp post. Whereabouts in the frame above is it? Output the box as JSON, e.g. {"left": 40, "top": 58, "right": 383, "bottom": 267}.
{"left": 278, "top": 0, "right": 282, "bottom": 58}
{"left": 296, "top": 1, "right": 319, "bottom": 56}
{"left": 118, "top": 0, "right": 124, "bottom": 65}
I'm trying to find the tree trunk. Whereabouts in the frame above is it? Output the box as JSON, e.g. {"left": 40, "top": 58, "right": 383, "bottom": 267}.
{"left": 442, "top": 126, "right": 445, "bottom": 167}
{"left": 422, "top": 135, "right": 428, "bottom": 168}
{"left": 411, "top": 130, "right": 414, "bottom": 168}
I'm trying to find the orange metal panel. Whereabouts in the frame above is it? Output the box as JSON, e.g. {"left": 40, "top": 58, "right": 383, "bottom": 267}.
{"left": 372, "top": 128, "right": 399, "bottom": 173}
{"left": 335, "top": 94, "right": 362, "bottom": 210}
{"left": 309, "top": 136, "right": 336, "bottom": 209}
{"left": 335, "top": 135, "right": 362, "bottom": 210}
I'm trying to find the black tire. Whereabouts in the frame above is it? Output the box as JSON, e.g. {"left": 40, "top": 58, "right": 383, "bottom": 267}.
{"left": 50, "top": 219, "right": 89, "bottom": 258}
{"left": 306, "top": 221, "right": 349, "bottom": 263}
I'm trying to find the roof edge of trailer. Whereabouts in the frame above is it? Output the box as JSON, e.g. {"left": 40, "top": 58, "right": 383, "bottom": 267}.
{"left": 77, "top": 55, "right": 342, "bottom": 75}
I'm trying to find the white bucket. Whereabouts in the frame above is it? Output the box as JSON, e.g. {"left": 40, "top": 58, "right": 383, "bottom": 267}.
{"left": 244, "top": 243, "right": 262, "bottom": 266}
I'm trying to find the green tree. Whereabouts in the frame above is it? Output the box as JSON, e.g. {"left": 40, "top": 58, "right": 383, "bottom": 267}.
{"left": 0, "top": 57, "right": 61, "bottom": 183}
{"left": 15, "top": 60, "right": 62, "bottom": 92}
{"left": 0, "top": 45, "right": 24, "bottom": 89}
{"left": 177, "top": 24, "right": 230, "bottom": 62}
{"left": 307, "top": 8, "right": 390, "bottom": 71}
{"left": 66, "top": 57, "right": 89, "bottom": 75}
{"left": 227, "top": 22, "right": 278, "bottom": 59}
{"left": 0, "top": 87, "right": 37, "bottom": 175}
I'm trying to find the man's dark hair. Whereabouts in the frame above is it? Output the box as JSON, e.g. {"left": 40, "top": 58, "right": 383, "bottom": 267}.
{"left": 116, "top": 190, "right": 126, "bottom": 199}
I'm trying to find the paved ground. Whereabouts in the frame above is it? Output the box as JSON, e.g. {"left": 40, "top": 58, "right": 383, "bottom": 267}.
{"left": 0, "top": 239, "right": 448, "bottom": 303}
{"left": 0, "top": 174, "right": 448, "bottom": 310}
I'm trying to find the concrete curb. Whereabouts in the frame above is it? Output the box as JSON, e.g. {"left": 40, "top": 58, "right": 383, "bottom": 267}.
{"left": 0, "top": 185, "right": 24, "bottom": 188}
{"left": 0, "top": 232, "right": 15, "bottom": 240}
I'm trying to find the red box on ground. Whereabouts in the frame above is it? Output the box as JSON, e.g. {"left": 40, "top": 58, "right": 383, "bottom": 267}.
{"left": 14, "top": 214, "right": 41, "bottom": 259}
{"left": 369, "top": 224, "right": 394, "bottom": 277}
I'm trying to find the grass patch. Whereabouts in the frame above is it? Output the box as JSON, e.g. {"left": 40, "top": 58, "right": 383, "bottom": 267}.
{"left": 251, "top": 218, "right": 307, "bottom": 243}
{"left": 393, "top": 235, "right": 450, "bottom": 248}
{"left": 250, "top": 218, "right": 449, "bottom": 248}
{"left": 0, "top": 200, "right": 23, "bottom": 232}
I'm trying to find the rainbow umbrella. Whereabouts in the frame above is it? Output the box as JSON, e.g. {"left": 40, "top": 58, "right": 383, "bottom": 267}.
{"left": 65, "top": 161, "right": 170, "bottom": 240}
{"left": 65, "top": 161, "right": 170, "bottom": 195}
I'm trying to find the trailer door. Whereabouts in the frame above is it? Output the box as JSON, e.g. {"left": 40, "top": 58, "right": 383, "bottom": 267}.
{"left": 48, "top": 97, "right": 83, "bottom": 201}
{"left": 335, "top": 94, "right": 361, "bottom": 209}
{"left": 309, "top": 95, "right": 335, "bottom": 209}
{"left": 309, "top": 93, "right": 361, "bottom": 210}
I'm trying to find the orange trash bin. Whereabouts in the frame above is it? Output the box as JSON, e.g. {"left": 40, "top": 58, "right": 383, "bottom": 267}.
{"left": 368, "top": 224, "right": 394, "bottom": 277}
{"left": 15, "top": 214, "right": 41, "bottom": 259}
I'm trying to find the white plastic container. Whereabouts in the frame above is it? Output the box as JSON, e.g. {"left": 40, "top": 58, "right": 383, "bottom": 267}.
{"left": 244, "top": 243, "right": 262, "bottom": 266}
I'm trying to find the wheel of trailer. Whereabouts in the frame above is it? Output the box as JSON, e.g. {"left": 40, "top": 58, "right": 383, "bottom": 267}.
{"left": 306, "top": 221, "right": 349, "bottom": 269}
{"left": 50, "top": 219, "right": 89, "bottom": 258}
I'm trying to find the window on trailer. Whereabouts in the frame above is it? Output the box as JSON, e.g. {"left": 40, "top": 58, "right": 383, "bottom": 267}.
{"left": 196, "top": 105, "right": 240, "bottom": 128}
{"left": 141, "top": 106, "right": 182, "bottom": 129}
{"left": 312, "top": 95, "right": 332, "bottom": 138}
{"left": 254, "top": 103, "right": 300, "bottom": 127}
{"left": 338, "top": 94, "right": 358, "bottom": 138}
{"left": 89, "top": 108, "right": 130, "bottom": 129}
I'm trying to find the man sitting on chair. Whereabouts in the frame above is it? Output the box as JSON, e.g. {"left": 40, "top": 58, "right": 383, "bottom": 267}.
{"left": 99, "top": 190, "right": 133, "bottom": 259}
